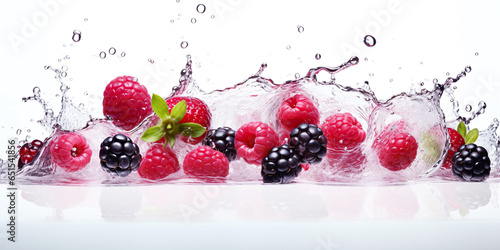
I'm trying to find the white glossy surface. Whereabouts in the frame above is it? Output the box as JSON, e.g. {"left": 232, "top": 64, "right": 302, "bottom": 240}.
{"left": 1, "top": 182, "right": 500, "bottom": 249}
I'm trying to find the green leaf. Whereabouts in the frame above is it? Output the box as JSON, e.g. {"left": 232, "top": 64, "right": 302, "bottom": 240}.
{"left": 141, "top": 126, "right": 165, "bottom": 142}
{"left": 170, "top": 100, "right": 187, "bottom": 123}
{"left": 151, "top": 93, "right": 169, "bottom": 120}
{"left": 178, "top": 122, "right": 206, "bottom": 138}
{"left": 457, "top": 121, "right": 467, "bottom": 140}
{"left": 465, "top": 128, "right": 479, "bottom": 144}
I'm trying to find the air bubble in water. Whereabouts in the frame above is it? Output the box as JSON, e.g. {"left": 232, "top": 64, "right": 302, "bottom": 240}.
{"left": 191, "top": 18, "right": 197, "bottom": 23}
{"left": 72, "top": 30, "right": 82, "bottom": 42}
{"left": 297, "top": 25, "right": 304, "bottom": 33}
{"left": 99, "top": 51, "right": 106, "bottom": 59}
{"left": 315, "top": 53, "right": 321, "bottom": 60}
{"left": 465, "top": 104, "right": 472, "bottom": 112}
{"left": 197, "top": 4, "right": 206, "bottom": 13}
{"left": 109, "top": 47, "right": 116, "bottom": 55}
{"left": 16, "top": 129, "right": 21, "bottom": 135}
{"left": 181, "top": 41, "right": 189, "bottom": 49}
{"left": 363, "top": 35, "right": 376, "bottom": 47}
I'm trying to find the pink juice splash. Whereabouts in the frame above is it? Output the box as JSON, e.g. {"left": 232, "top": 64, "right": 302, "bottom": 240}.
{"left": 0, "top": 53, "right": 499, "bottom": 185}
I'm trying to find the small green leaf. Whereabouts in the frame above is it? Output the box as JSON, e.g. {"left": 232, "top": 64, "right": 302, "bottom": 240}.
{"left": 170, "top": 100, "right": 187, "bottom": 123}
{"left": 465, "top": 128, "right": 479, "bottom": 144}
{"left": 457, "top": 121, "right": 467, "bottom": 140}
{"left": 151, "top": 93, "right": 169, "bottom": 120}
{"left": 141, "top": 126, "right": 165, "bottom": 142}
{"left": 178, "top": 122, "right": 206, "bottom": 138}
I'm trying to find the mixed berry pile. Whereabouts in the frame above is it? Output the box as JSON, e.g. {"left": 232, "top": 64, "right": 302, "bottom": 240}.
{"left": 17, "top": 75, "right": 491, "bottom": 183}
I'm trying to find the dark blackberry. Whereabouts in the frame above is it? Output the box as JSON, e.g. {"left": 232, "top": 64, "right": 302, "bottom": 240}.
{"left": 18, "top": 139, "right": 43, "bottom": 170}
{"left": 452, "top": 143, "right": 491, "bottom": 182}
{"left": 261, "top": 144, "right": 302, "bottom": 184}
{"left": 202, "top": 127, "right": 237, "bottom": 161}
{"left": 99, "top": 134, "right": 142, "bottom": 177}
{"left": 289, "top": 123, "right": 327, "bottom": 164}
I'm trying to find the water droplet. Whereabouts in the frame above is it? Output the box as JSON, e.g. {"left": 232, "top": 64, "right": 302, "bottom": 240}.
{"left": 120, "top": 52, "right": 126, "bottom": 57}
{"left": 84, "top": 18, "right": 88, "bottom": 22}
{"left": 432, "top": 78, "right": 439, "bottom": 84}
{"left": 63, "top": 44, "right": 66, "bottom": 47}
{"left": 315, "top": 53, "right": 321, "bottom": 60}
{"left": 109, "top": 47, "right": 116, "bottom": 55}
{"left": 295, "top": 73, "right": 300, "bottom": 79}
{"left": 446, "top": 72, "right": 450, "bottom": 76}
{"left": 176, "top": 0, "right": 180, "bottom": 2}
{"left": 465, "top": 105, "right": 472, "bottom": 112}
{"left": 297, "top": 25, "right": 304, "bottom": 33}
{"left": 420, "top": 62, "right": 423, "bottom": 65}
{"left": 58, "top": 59, "right": 62, "bottom": 62}
{"left": 453, "top": 86, "right": 457, "bottom": 90}
{"left": 363, "top": 35, "right": 376, "bottom": 47}
{"left": 389, "top": 79, "right": 393, "bottom": 82}
{"left": 286, "top": 45, "right": 291, "bottom": 50}
{"left": 369, "top": 73, "right": 374, "bottom": 77}
{"left": 78, "top": 103, "right": 85, "bottom": 109}
{"left": 196, "top": 4, "right": 206, "bottom": 13}
{"left": 170, "top": 19, "right": 174, "bottom": 23}
{"left": 64, "top": 55, "right": 70, "bottom": 60}
{"left": 475, "top": 52, "right": 479, "bottom": 56}
{"left": 178, "top": 13, "right": 182, "bottom": 17}
{"left": 465, "top": 65, "right": 472, "bottom": 73}
{"left": 61, "top": 65, "right": 68, "bottom": 71}
{"left": 44, "top": 65, "right": 50, "bottom": 70}
{"left": 148, "top": 58, "right": 154, "bottom": 64}
{"left": 364, "top": 57, "right": 368, "bottom": 61}
{"left": 61, "top": 72, "right": 67, "bottom": 78}
{"left": 72, "top": 30, "right": 81, "bottom": 42}
{"left": 132, "top": 77, "right": 138, "bottom": 82}
{"left": 16, "top": 129, "right": 21, "bottom": 135}
{"left": 181, "top": 41, "right": 189, "bottom": 49}
{"left": 419, "top": 82, "right": 424, "bottom": 86}
{"left": 211, "top": 15, "right": 215, "bottom": 19}
{"left": 99, "top": 51, "right": 106, "bottom": 59}
{"left": 191, "top": 18, "right": 197, "bottom": 24}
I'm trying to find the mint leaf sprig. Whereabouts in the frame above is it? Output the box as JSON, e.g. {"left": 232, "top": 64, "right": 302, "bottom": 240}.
{"left": 457, "top": 121, "right": 479, "bottom": 144}
{"left": 141, "top": 93, "right": 206, "bottom": 148}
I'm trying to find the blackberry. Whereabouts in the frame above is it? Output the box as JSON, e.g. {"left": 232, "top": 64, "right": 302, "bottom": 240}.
{"left": 202, "top": 127, "right": 237, "bottom": 161}
{"left": 289, "top": 123, "right": 327, "bottom": 164}
{"left": 261, "top": 144, "right": 302, "bottom": 184}
{"left": 18, "top": 139, "right": 43, "bottom": 170}
{"left": 452, "top": 143, "right": 491, "bottom": 182}
{"left": 99, "top": 134, "right": 142, "bottom": 177}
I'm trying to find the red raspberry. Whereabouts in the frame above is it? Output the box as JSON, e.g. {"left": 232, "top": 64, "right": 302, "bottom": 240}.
{"left": 442, "top": 128, "right": 465, "bottom": 169}
{"left": 18, "top": 139, "right": 43, "bottom": 169}
{"left": 277, "top": 94, "right": 320, "bottom": 130}
{"left": 50, "top": 133, "right": 92, "bottom": 172}
{"left": 165, "top": 96, "right": 212, "bottom": 144}
{"left": 138, "top": 144, "right": 180, "bottom": 180}
{"left": 235, "top": 122, "right": 279, "bottom": 165}
{"left": 374, "top": 131, "right": 418, "bottom": 171}
{"left": 103, "top": 76, "right": 153, "bottom": 131}
{"left": 183, "top": 146, "right": 229, "bottom": 177}
{"left": 321, "top": 113, "right": 366, "bottom": 153}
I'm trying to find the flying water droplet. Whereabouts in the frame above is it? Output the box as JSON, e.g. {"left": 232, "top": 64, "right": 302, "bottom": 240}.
{"left": 475, "top": 52, "right": 479, "bottom": 56}
{"left": 286, "top": 45, "right": 291, "bottom": 50}
{"left": 315, "top": 53, "right": 321, "bottom": 60}
{"left": 61, "top": 65, "right": 68, "bottom": 71}
{"left": 465, "top": 105, "right": 472, "bottom": 112}
{"left": 120, "top": 52, "right": 126, "bottom": 57}
{"left": 297, "top": 25, "right": 304, "bottom": 33}
{"left": 181, "top": 41, "right": 189, "bottom": 49}
{"left": 211, "top": 15, "right": 215, "bottom": 19}
{"left": 16, "top": 129, "right": 22, "bottom": 135}
{"left": 433, "top": 78, "right": 438, "bottom": 84}
{"left": 197, "top": 4, "right": 206, "bottom": 13}
{"left": 72, "top": 30, "right": 81, "bottom": 42}
{"left": 363, "top": 35, "right": 376, "bottom": 47}
{"left": 191, "top": 18, "right": 197, "bottom": 24}
{"left": 464, "top": 65, "right": 472, "bottom": 73}
{"left": 109, "top": 47, "right": 116, "bottom": 55}
{"left": 170, "top": 19, "right": 174, "bottom": 23}
{"left": 369, "top": 73, "right": 374, "bottom": 77}
{"left": 99, "top": 51, "right": 106, "bottom": 59}
{"left": 84, "top": 18, "right": 88, "bottom": 22}
{"left": 295, "top": 73, "right": 300, "bottom": 79}
{"left": 148, "top": 59, "right": 155, "bottom": 64}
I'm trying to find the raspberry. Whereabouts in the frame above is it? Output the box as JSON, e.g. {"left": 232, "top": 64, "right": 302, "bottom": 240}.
{"left": 374, "top": 131, "right": 418, "bottom": 171}
{"left": 183, "top": 146, "right": 229, "bottom": 177}
{"left": 261, "top": 144, "right": 302, "bottom": 184}
{"left": 289, "top": 123, "right": 328, "bottom": 164}
{"left": 138, "top": 144, "right": 180, "bottom": 180}
{"left": 320, "top": 113, "right": 366, "bottom": 153}
{"left": 99, "top": 134, "right": 142, "bottom": 177}
{"left": 50, "top": 133, "right": 92, "bottom": 172}
{"left": 452, "top": 143, "right": 491, "bottom": 182}
{"left": 165, "top": 96, "right": 211, "bottom": 144}
{"left": 202, "top": 127, "right": 237, "bottom": 161}
{"left": 18, "top": 139, "right": 43, "bottom": 170}
{"left": 277, "top": 94, "right": 320, "bottom": 130}
{"left": 103, "top": 76, "right": 153, "bottom": 131}
{"left": 235, "top": 122, "right": 279, "bottom": 165}
{"left": 442, "top": 128, "right": 465, "bottom": 169}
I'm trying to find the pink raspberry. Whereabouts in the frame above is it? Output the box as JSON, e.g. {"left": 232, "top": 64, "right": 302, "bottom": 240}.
{"left": 138, "top": 144, "right": 180, "bottom": 180}
{"left": 321, "top": 113, "right": 366, "bottom": 153}
{"left": 50, "top": 133, "right": 92, "bottom": 172}
{"left": 374, "top": 131, "right": 418, "bottom": 171}
{"left": 277, "top": 94, "right": 320, "bottom": 130}
{"left": 183, "top": 146, "right": 229, "bottom": 177}
{"left": 235, "top": 122, "right": 279, "bottom": 165}
{"left": 103, "top": 76, "right": 153, "bottom": 131}
{"left": 442, "top": 128, "right": 465, "bottom": 169}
